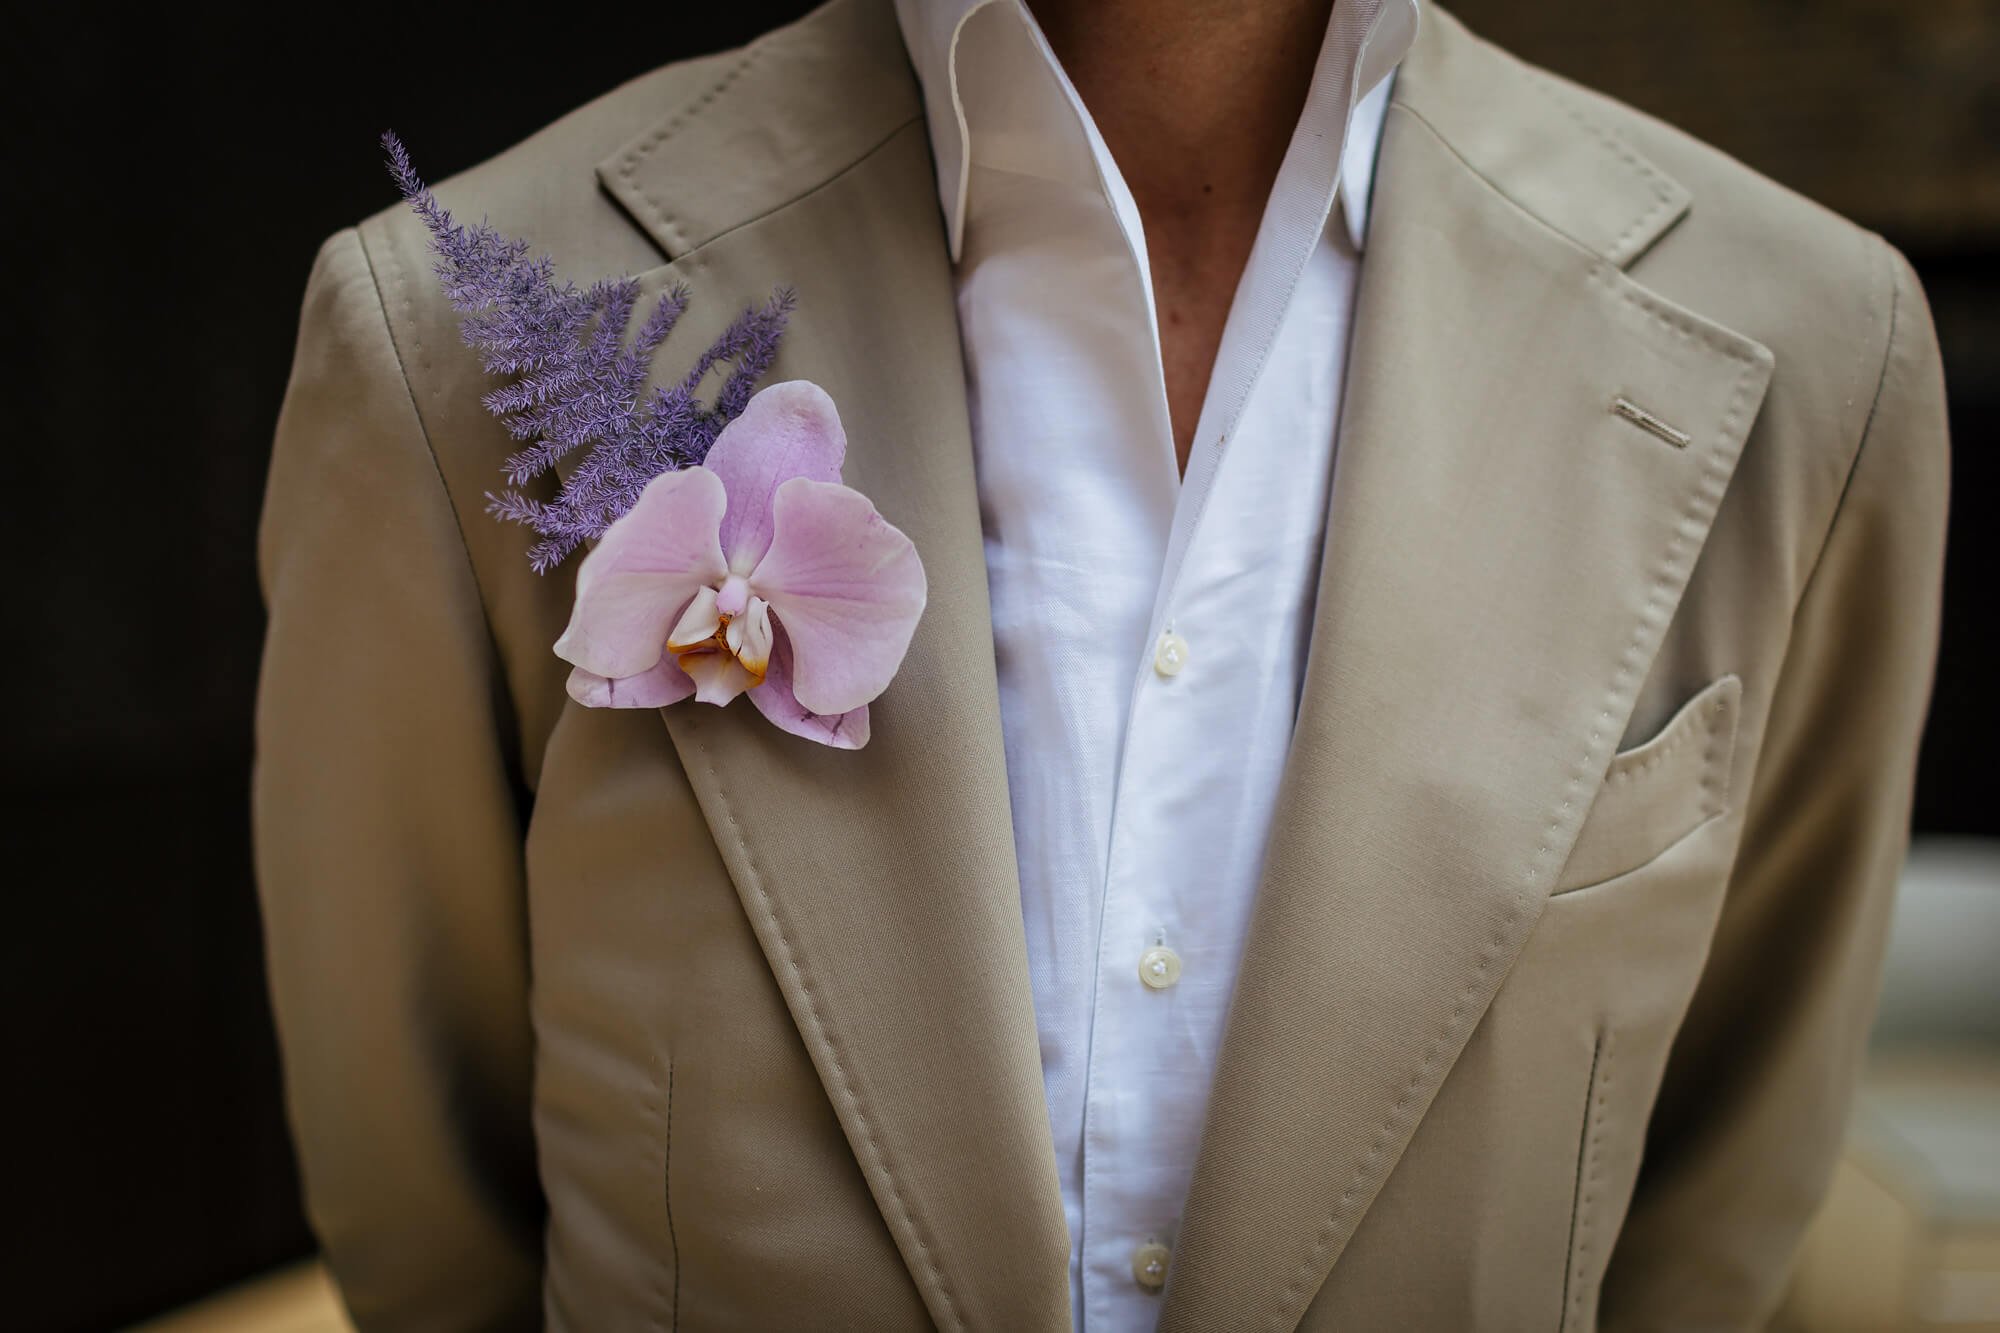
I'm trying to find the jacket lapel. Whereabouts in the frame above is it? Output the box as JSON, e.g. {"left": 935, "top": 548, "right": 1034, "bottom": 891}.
{"left": 1160, "top": 11, "right": 1773, "bottom": 1329}
{"left": 587, "top": 1, "right": 1071, "bottom": 1327}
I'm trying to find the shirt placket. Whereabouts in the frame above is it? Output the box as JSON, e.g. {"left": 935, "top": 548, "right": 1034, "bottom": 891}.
{"left": 1081, "top": 520, "right": 1233, "bottom": 1323}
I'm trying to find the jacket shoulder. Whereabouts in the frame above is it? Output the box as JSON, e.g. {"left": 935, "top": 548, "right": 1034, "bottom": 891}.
{"left": 359, "top": 42, "right": 747, "bottom": 283}
{"left": 1543, "top": 57, "right": 1892, "bottom": 303}
{"left": 1413, "top": 11, "right": 1915, "bottom": 478}
{"left": 354, "top": 0, "right": 875, "bottom": 271}
{"left": 1523, "top": 42, "right": 1930, "bottom": 529}
{"left": 1426, "top": 11, "right": 1942, "bottom": 626}
{"left": 298, "top": 33, "right": 797, "bottom": 763}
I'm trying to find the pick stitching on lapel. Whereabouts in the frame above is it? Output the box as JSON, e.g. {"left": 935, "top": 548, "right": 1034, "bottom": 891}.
{"left": 1158, "top": 10, "right": 1773, "bottom": 1329}
{"left": 581, "top": 2, "right": 1073, "bottom": 1328}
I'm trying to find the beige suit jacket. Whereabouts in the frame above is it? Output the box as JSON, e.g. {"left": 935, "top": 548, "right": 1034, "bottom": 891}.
{"left": 252, "top": 1, "right": 1951, "bottom": 1328}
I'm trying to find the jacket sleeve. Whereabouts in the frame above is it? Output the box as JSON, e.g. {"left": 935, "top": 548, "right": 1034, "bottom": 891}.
{"left": 1599, "top": 241, "right": 1951, "bottom": 1328}
{"left": 252, "top": 226, "right": 544, "bottom": 1331}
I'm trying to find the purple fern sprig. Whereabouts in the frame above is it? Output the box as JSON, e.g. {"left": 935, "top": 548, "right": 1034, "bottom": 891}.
{"left": 382, "top": 131, "right": 794, "bottom": 573}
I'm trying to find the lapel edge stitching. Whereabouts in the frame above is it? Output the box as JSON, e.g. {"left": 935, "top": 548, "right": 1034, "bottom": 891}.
{"left": 600, "top": 108, "right": 929, "bottom": 265}
{"left": 1260, "top": 274, "right": 1773, "bottom": 1332}
{"left": 1385, "top": 85, "right": 1690, "bottom": 271}
{"left": 1520, "top": 70, "right": 1691, "bottom": 267}
{"left": 674, "top": 720, "right": 972, "bottom": 1333}
{"left": 604, "top": 44, "right": 767, "bottom": 257}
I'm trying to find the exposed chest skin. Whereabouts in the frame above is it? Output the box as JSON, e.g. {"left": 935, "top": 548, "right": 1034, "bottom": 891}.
{"left": 1025, "top": 0, "right": 1326, "bottom": 475}
{"left": 1147, "top": 194, "right": 1271, "bottom": 475}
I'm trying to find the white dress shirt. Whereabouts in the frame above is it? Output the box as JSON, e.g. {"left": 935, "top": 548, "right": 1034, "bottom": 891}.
{"left": 891, "top": 1, "right": 1419, "bottom": 1326}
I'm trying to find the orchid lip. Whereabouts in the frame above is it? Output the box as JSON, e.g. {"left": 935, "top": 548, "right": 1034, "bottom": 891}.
{"left": 674, "top": 639, "right": 768, "bottom": 688}
{"left": 665, "top": 585, "right": 772, "bottom": 689}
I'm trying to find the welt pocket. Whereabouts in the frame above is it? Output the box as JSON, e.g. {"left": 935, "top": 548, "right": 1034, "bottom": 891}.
{"left": 1553, "top": 673, "right": 1742, "bottom": 894}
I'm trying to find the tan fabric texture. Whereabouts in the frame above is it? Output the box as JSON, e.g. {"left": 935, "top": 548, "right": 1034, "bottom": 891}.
{"left": 251, "top": 1, "right": 1950, "bottom": 1328}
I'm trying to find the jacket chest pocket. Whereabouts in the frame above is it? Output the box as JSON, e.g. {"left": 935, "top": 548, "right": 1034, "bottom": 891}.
{"left": 1555, "top": 673, "right": 1743, "bottom": 895}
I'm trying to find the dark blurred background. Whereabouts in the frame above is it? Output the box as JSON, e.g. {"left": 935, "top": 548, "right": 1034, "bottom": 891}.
{"left": 3, "top": 2, "right": 1993, "bottom": 1329}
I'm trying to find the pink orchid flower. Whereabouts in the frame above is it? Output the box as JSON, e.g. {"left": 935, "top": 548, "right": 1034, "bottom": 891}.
{"left": 552, "top": 381, "right": 926, "bottom": 749}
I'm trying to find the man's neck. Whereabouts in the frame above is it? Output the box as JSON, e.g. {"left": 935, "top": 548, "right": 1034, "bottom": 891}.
{"left": 1026, "top": 0, "right": 1336, "bottom": 473}
{"left": 1026, "top": 0, "right": 1331, "bottom": 219}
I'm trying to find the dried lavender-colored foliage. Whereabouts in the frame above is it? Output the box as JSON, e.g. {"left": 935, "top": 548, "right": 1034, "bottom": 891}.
{"left": 383, "top": 131, "right": 794, "bottom": 573}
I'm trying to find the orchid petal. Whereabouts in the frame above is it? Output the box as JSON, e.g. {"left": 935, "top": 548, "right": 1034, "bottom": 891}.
{"left": 748, "top": 621, "right": 870, "bottom": 749}
{"left": 750, "top": 477, "right": 926, "bottom": 716}
{"left": 564, "top": 656, "right": 694, "bottom": 709}
{"left": 680, "top": 650, "right": 759, "bottom": 706}
{"left": 667, "top": 585, "right": 723, "bottom": 653}
{"left": 703, "top": 381, "right": 847, "bottom": 573}
{"left": 726, "top": 596, "right": 775, "bottom": 679}
{"left": 554, "top": 467, "right": 729, "bottom": 679}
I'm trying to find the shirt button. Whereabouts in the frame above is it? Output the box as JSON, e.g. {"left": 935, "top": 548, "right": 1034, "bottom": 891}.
{"left": 1138, "top": 945, "right": 1182, "bottom": 990}
{"left": 1132, "top": 1240, "right": 1172, "bottom": 1291}
{"left": 1153, "top": 631, "right": 1190, "bottom": 677}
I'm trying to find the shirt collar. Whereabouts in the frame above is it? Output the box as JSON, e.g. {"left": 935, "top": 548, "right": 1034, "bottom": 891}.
{"left": 891, "top": 0, "right": 1420, "bottom": 261}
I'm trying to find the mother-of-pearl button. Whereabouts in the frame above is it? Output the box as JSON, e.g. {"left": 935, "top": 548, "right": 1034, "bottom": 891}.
{"left": 1138, "top": 945, "right": 1183, "bottom": 990}
{"left": 1153, "top": 630, "right": 1189, "bottom": 677}
{"left": 1132, "top": 1240, "right": 1172, "bottom": 1290}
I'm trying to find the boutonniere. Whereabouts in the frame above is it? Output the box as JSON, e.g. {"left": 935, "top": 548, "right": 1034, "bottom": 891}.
{"left": 383, "top": 134, "right": 925, "bottom": 749}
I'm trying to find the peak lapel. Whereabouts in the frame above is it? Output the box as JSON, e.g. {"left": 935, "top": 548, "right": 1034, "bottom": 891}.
{"left": 1160, "top": 13, "right": 1772, "bottom": 1329}
{"left": 581, "top": 2, "right": 1072, "bottom": 1327}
